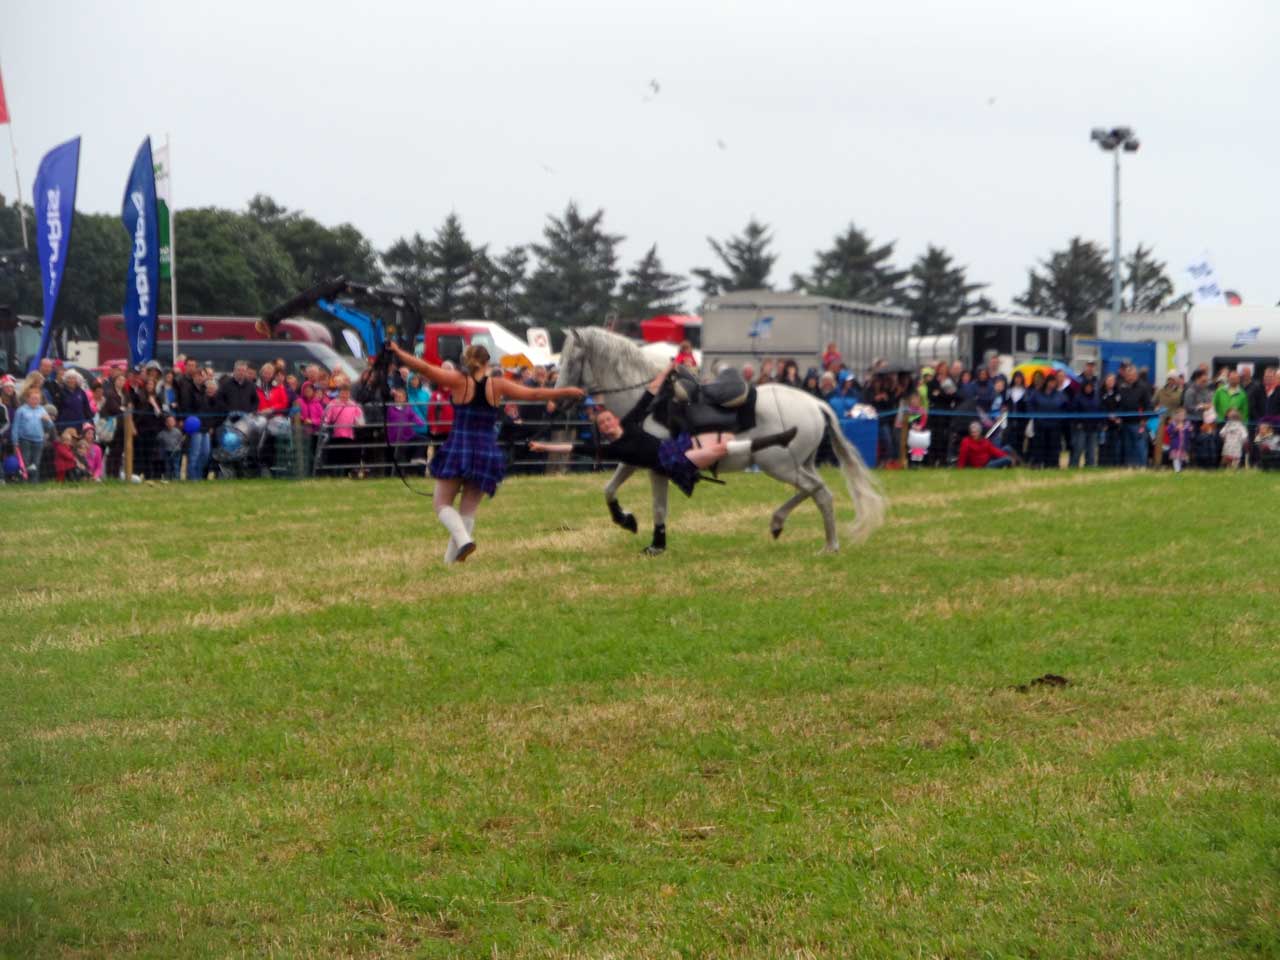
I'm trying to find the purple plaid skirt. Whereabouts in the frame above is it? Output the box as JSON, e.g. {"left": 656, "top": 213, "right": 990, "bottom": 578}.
{"left": 657, "top": 432, "right": 701, "bottom": 497}
{"left": 429, "top": 403, "right": 506, "bottom": 496}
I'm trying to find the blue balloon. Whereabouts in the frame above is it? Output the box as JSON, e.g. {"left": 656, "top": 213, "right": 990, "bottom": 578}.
{"left": 2, "top": 454, "right": 18, "bottom": 475}
{"left": 219, "top": 429, "right": 243, "bottom": 453}
{"left": 183, "top": 415, "right": 201, "bottom": 435}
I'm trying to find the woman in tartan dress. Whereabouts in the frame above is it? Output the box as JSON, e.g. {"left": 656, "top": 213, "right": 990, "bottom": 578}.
{"left": 388, "top": 342, "right": 584, "bottom": 564}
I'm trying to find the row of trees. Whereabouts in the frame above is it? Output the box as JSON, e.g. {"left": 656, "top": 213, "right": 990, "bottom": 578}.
{"left": 0, "top": 194, "right": 1183, "bottom": 344}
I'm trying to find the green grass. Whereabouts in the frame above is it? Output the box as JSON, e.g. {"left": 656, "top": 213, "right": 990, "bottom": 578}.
{"left": 2, "top": 469, "right": 1279, "bottom": 958}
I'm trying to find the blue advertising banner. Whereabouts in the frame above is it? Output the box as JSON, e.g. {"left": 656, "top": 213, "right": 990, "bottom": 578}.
{"left": 122, "top": 136, "right": 159, "bottom": 367}
{"left": 31, "top": 136, "right": 81, "bottom": 370}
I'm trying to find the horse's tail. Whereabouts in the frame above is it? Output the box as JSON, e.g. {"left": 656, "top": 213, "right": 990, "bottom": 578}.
{"left": 819, "top": 403, "right": 886, "bottom": 543}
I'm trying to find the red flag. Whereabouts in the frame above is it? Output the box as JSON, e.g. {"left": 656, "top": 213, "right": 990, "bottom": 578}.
{"left": 0, "top": 68, "right": 9, "bottom": 125}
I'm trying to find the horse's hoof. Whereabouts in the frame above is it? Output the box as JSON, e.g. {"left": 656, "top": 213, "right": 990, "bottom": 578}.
{"left": 770, "top": 524, "right": 784, "bottom": 540}
{"left": 643, "top": 546, "right": 665, "bottom": 557}
{"left": 620, "top": 514, "right": 638, "bottom": 534}
{"left": 819, "top": 545, "right": 839, "bottom": 556}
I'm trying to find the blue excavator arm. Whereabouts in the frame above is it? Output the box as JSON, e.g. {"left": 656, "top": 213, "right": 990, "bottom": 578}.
{"left": 257, "top": 276, "right": 423, "bottom": 356}
{"left": 315, "top": 298, "right": 385, "bottom": 359}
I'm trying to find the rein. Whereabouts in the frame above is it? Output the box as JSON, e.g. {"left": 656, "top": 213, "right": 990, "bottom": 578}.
{"left": 374, "top": 346, "right": 433, "bottom": 498}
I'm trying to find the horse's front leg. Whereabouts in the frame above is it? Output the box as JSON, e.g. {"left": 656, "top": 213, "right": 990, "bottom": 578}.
{"left": 644, "top": 470, "right": 670, "bottom": 556}
{"left": 604, "top": 463, "right": 639, "bottom": 533}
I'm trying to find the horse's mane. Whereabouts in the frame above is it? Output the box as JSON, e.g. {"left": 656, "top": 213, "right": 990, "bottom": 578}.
{"left": 572, "top": 326, "right": 662, "bottom": 387}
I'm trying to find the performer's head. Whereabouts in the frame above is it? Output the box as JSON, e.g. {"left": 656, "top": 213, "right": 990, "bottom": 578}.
{"left": 594, "top": 408, "right": 622, "bottom": 440}
{"left": 462, "top": 344, "right": 490, "bottom": 376}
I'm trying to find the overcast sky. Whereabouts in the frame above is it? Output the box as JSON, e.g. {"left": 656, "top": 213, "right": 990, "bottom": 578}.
{"left": 5, "top": 0, "right": 1278, "bottom": 311}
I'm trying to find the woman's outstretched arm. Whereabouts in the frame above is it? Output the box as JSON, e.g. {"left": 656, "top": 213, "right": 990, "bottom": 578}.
{"left": 387, "top": 343, "right": 466, "bottom": 390}
{"left": 493, "top": 379, "right": 585, "bottom": 403}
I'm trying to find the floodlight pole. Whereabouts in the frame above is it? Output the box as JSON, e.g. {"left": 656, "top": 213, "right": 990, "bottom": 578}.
{"left": 1111, "top": 147, "right": 1121, "bottom": 318}
{"left": 1091, "top": 126, "right": 1139, "bottom": 323}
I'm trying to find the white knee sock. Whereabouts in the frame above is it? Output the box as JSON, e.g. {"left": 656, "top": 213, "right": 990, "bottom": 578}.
{"left": 438, "top": 506, "right": 471, "bottom": 564}
{"left": 726, "top": 439, "right": 752, "bottom": 456}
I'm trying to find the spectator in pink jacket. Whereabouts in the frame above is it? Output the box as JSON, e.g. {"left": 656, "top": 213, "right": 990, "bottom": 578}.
{"left": 81, "top": 422, "right": 105, "bottom": 480}
{"left": 320, "top": 383, "right": 364, "bottom": 475}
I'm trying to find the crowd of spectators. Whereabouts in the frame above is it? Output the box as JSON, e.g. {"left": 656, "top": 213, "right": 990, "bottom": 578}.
{"left": 731, "top": 341, "right": 1280, "bottom": 472}
{"left": 0, "top": 351, "right": 584, "bottom": 485}
{"left": 5, "top": 340, "right": 1280, "bottom": 485}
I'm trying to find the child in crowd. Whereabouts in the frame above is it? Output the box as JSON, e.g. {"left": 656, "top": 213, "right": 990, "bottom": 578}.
{"left": 12, "top": 387, "right": 52, "bottom": 482}
{"left": 1255, "top": 423, "right": 1280, "bottom": 471}
{"left": 674, "top": 339, "right": 697, "bottom": 368}
{"left": 1193, "top": 409, "right": 1220, "bottom": 468}
{"left": 1166, "top": 407, "right": 1193, "bottom": 473}
{"left": 80, "top": 422, "right": 104, "bottom": 481}
{"left": 1219, "top": 408, "right": 1248, "bottom": 469}
{"left": 158, "top": 415, "right": 185, "bottom": 480}
{"left": 53, "top": 428, "right": 88, "bottom": 482}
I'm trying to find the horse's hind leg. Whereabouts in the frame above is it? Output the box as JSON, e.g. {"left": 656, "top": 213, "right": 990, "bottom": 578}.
{"left": 812, "top": 480, "right": 839, "bottom": 554}
{"left": 770, "top": 489, "right": 812, "bottom": 539}
{"left": 793, "top": 461, "right": 839, "bottom": 553}
{"left": 604, "top": 463, "right": 639, "bottom": 533}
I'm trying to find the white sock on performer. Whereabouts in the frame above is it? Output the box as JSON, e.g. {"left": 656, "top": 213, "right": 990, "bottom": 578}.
{"left": 438, "top": 506, "right": 471, "bottom": 565}
{"left": 726, "top": 439, "right": 752, "bottom": 456}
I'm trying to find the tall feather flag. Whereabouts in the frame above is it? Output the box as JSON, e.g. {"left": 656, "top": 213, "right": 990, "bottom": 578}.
{"left": 122, "top": 137, "right": 159, "bottom": 367}
{"left": 31, "top": 137, "right": 80, "bottom": 369}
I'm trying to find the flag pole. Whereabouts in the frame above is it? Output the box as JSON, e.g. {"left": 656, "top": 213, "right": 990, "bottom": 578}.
{"left": 0, "top": 60, "right": 28, "bottom": 251}
{"left": 167, "top": 132, "right": 178, "bottom": 366}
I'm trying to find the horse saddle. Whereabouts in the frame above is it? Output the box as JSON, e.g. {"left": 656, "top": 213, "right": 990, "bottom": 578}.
{"left": 668, "top": 367, "right": 757, "bottom": 435}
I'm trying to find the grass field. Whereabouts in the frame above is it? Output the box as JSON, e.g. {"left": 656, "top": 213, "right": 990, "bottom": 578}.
{"left": 2, "top": 469, "right": 1279, "bottom": 958}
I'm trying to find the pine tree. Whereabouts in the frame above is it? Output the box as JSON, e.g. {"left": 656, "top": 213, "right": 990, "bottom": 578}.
{"left": 1014, "top": 237, "right": 1112, "bottom": 333}
{"left": 465, "top": 246, "right": 527, "bottom": 325}
{"left": 692, "top": 218, "right": 776, "bottom": 297}
{"left": 427, "top": 213, "right": 477, "bottom": 321}
{"left": 382, "top": 232, "right": 436, "bottom": 314}
{"left": 792, "top": 223, "right": 905, "bottom": 305}
{"left": 899, "top": 246, "right": 988, "bottom": 335}
{"left": 1123, "top": 244, "right": 1175, "bottom": 313}
{"left": 523, "top": 202, "right": 623, "bottom": 340}
{"left": 616, "top": 244, "right": 688, "bottom": 318}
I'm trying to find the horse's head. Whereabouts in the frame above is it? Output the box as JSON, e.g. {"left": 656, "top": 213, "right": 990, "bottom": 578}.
{"left": 557, "top": 327, "right": 594, "bottom": 390}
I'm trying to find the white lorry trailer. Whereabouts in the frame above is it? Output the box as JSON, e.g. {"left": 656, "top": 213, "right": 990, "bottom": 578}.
{"left": 700, "top": 290, "right": 909, "bottom": 374}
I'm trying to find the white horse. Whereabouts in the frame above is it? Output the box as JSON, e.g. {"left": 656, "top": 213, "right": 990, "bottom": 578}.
{"left": 555, "top": 327, "right": 886, "bottom": 554}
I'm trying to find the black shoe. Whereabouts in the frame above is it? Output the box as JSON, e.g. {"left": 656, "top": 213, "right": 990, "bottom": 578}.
{"left": 752, "top": 426, "right": 798, "bottom": 452}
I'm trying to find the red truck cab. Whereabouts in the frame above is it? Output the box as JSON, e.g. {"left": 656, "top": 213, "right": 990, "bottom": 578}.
{"left": 640, "top": 314, "right": 701, "bottom": 347}
{"left": 416, "top": 323, "right": 500, "bottom": 366}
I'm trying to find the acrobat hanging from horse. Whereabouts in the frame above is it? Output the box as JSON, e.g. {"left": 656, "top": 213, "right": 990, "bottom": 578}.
{"left": 553, "top": 327, "right": 886, "bottom": 555}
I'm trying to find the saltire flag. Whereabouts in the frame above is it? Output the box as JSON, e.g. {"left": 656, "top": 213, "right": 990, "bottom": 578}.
{"left": 30, "top": 136, "right": 81, "bottom": 370}
{"left": 748, "top": 315, "right": 773, "bottom": 339}
{"left": 152, "top": 142, "right": 172, "bottom": 280}
{"left": 122, "top": 137, "right": 159, "bottom": 367}
{"left": 1185, "top": 254, "right": 1226, "bottom": 306}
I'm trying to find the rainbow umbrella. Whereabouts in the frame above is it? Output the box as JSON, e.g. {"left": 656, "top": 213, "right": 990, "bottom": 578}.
{"left": 1013, "top": 360, "right": 1080, "bottom": 387}
{"left": 1012, "top": 361, "right": 1054, "bottom": 384}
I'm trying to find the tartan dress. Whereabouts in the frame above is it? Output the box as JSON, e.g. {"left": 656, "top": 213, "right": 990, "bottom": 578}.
{"left": 429, "top": 377, "right": 506, "bottom": 495}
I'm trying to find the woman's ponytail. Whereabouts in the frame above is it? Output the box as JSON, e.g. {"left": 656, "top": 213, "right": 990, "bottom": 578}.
{"left": 462, "top": 344, "right": 490, "bottom": 376}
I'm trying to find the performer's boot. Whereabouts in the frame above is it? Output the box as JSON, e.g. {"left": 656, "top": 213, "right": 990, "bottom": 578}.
{"left": 457, "top": 515, "right": 477, "bottom": 562}
{"left": 753, "top": 426, "right": 798, "bottom": 451}
{"left": 726, "top": 427, "right": 798, "bottom": 457}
